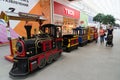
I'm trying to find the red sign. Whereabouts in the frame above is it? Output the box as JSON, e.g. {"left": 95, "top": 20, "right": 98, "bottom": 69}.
{"left": 54, "top": 1, "right": 80, "bottom": 19}
{"left": 64, "top": 8, "right": 74, "bottom": 16}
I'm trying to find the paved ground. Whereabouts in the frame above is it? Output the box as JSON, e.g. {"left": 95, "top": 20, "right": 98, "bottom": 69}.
{"left": 0, "top": 29, "right": 120, "bottom": 80}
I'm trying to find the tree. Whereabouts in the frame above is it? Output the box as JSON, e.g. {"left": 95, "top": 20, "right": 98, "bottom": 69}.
{"left": 102, "top": 15, "right": 115, "bottom": 25}
{"left": 93, "top": 13, "right": 105, "bottom": 24}
{"left": 93, "top": 13, "right": 116, "bottom": 26}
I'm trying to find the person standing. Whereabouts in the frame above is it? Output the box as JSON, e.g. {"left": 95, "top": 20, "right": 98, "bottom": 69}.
{"left": 99, "top": 26, "right": 105, "bottom": 44}
{"left": 106, "top": 25, "right": 113, "bottom": 44}
{"left": 107, "top": 26, "right": 113, "bottom": 36}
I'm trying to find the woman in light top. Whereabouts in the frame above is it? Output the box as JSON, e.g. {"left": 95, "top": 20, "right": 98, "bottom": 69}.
{"left": 99, "top": 26, "right": 105, "bottom": 44}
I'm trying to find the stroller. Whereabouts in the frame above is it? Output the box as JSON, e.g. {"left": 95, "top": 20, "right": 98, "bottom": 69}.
{"left": 105, "top": 35, "right": 113, "bottom": 47}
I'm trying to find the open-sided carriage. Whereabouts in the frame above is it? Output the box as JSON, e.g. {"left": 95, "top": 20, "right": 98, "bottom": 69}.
{"left": 73, "top": 27, "right": 88, "bottom": 47}
{"left": 90, "top": 27, "right": 98, "bottom": 43}
{"left": 87, "top": 27, "right": 94, "bottom": 42}
{"left": 62, "top": 34, "right": 79, "bottom": 52}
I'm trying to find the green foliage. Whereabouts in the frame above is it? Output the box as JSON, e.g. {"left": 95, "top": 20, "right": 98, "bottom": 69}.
{"left": 102, "top": 15, "right": 115, "bottom": 25}
{"left": 93, "top": 13, "right": 116, "bottom": 25}
{"left": 93, "top": 13, "right": 105, "bottom": 23}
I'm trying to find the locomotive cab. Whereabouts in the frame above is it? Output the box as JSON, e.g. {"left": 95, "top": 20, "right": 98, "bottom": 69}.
{"left": 41, "top": 24, "right": 63, "bottom": 49}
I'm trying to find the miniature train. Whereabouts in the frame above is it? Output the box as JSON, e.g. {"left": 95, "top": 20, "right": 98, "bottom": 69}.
{"left": 1, "top": 11, "right": 98, "bottom": 77}
{"left": 9, "top": 24, "right": 98, "bottom": 77}
{"left": 9, "top": 24, "right": 63, "bottom": 77}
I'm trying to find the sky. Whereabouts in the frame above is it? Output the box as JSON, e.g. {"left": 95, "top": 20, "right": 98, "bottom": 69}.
{"left": 82, "top": 0, "right": 120, "bottom": 24}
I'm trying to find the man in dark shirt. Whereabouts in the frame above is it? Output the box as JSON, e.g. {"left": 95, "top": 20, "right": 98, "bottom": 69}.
{"left": 106, "top": 26, "right": 113, "bottom": 45}
{"left": 107, "top": 26, "right": 113, "bottom": 36}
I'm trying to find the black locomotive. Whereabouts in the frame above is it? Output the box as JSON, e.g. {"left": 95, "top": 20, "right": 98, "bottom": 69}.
{"left": 9, "top": 24, "right": 63, "bottom": 77}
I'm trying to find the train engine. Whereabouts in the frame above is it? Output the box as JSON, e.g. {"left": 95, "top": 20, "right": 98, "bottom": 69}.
{"left": 9, "top": 24, "right": 62, "bottom": 77}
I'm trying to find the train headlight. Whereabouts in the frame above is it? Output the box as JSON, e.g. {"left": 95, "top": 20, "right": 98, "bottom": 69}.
{"left": 26, "top": 52, "right": 30, "bottom": 55}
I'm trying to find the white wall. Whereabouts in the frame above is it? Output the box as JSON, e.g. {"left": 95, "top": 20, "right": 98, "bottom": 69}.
{"left": 0, "top": 0, "right": 40, "bottom": 29}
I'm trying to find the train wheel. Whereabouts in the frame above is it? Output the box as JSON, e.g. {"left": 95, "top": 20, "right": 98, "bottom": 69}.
{"left": 38, "top": 58, "right": 46, "bottom": 68}
{"left": 53, "top": 53, "right": 59, "bottom": 61}
{"left": 95, "top": 39, "right": 97, "bottom": 43}
{"left": 67, "top": 48, "right": 71, "bottom": 52}
{"left": 59, "top": 52, "right": 62, "bottom": 57}
{"left": 81, "top": 43, "right": 84, "bottom": 47}
{"left": 47, "top": 55, "right": 53, "bottom": 64}
{"left": 75, "top": 45, "right": 78, "bottom": 49}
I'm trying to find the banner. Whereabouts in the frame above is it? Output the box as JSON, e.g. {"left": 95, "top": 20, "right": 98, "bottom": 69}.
{"left": 0, "top": 0, "right": 40, "bottom": 29}
{"left": 80, "top": 12, "right": 88, "bottom": 27}
{"left": 54, "top": 1, "right": 80, "bottom": 19}
{"left": 0, "top": 0, "right": 51, "bottom": 37}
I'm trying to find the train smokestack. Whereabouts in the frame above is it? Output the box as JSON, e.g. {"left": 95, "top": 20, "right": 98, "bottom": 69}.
{"left": 24, "top": 25, "right": 32, "bottom": 39}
